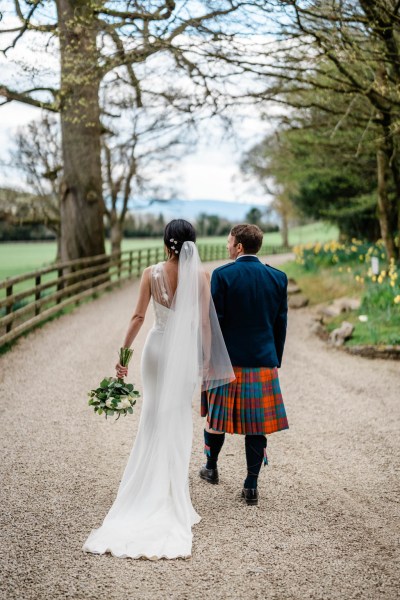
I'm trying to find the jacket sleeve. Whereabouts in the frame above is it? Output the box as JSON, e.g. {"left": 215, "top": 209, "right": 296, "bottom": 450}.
{"left": 211, "top": 270, "right": 225, "bottom": 324}
{"left": 273, "top": 274, "right": 288, "bottom": 368}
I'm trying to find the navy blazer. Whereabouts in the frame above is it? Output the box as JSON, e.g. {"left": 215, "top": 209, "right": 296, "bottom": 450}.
{"left": 211, "top": 256, "right": 288, "bottom": 368}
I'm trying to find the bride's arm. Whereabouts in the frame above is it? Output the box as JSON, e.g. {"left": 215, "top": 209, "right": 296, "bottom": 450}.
{"left": 115, "top": 267, "right": 152, "bottom": 377}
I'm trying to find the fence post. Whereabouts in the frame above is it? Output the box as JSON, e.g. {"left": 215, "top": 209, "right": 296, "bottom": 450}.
{"left": 76, "top": 261, "right": 82, "bottom": 306}
{"left": 117, "top": 251, "right": 122, "bottom": 280}
{"left": 137, "top": 250, "right": 142, "bottom": 277}
{"left": 129, "top": 251, "right": 133, "bottom": 277}
{"left": 57, "top": 267, "right": 63, "bottom": 304}
{"left": 35, "top": 275, "right": 41, "bottom": 316}
{"left": 5, "top": 284, "right": 13, "bottom": 333}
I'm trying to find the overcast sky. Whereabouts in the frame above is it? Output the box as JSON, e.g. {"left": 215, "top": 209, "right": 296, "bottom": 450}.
{"left": 0, "top": 100, "right": 271, "bottom": 206}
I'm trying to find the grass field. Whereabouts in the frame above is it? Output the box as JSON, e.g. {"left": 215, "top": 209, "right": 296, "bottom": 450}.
{"left": 0, "top": 222, "right": 338, "bottom": 281}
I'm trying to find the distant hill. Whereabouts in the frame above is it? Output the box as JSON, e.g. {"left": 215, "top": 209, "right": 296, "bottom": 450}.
{"left": 1, "top": 188, "right": 267, "bottom": 223}
{"left": 133, "top": 199, "right": 268, "bottom": 222}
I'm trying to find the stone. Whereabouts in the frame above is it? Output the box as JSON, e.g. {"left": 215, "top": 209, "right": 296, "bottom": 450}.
{"left": 337, "top": 297, "right": 361, "bottom": 312}
{"left": 288, "top": 294, "right": 309, "bottom": 309}
{"left": 287, "top": 283, "right": 301, "bottom": 295}
{"left": 317, "top": 297, "right": 361, "bottom": 320}
{"left": 345, "top": 345, "right": 400, "bottom": 360}
{"left": 247, "top": 567, "right": 266, "bottom": 574}
{"left": 318, "top": 305, "right": 341, "bottom": 319}
{"left": 329, "top": 321, "right": 354, "bottom": 346}
{"left": 310, "top": 322, "right": 329, "bottom": 340}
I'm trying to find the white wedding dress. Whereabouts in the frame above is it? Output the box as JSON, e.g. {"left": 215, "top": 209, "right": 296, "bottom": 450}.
{"left": 82, "top": 242, "right": 234, "bottom": 560}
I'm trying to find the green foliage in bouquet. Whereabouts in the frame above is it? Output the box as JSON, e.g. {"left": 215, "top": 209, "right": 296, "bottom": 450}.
{"left": 88, "top": 348, "right": 140, "bottom": 420}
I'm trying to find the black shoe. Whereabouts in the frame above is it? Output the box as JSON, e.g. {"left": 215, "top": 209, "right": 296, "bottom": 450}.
{"left": 199, "top": 465, "right": 219, "bottom": 484}
{"left": 241, "top": 488, "right": 258, "bottom": 505}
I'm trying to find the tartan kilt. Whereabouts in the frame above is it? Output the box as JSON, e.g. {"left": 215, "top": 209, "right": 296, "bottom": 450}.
{"left": 201, "top": 366, "right": 289, "bottom": 435}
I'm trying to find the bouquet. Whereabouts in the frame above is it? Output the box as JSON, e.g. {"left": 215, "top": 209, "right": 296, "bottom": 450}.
{"left": 87, "top": 348, "right": 140, "bottom": 420}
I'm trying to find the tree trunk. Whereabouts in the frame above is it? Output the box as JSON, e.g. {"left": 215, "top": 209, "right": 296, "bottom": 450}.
{"left": 376, "top": 127, "right": 397, "bottom": 260}
{"left": 276, "top": 193, "right": 290, "bottom": 247}
{"left": 388, "top": 152, "right": 400, "bottom": 258}
{"left": 57, "top": 0, "right": 105, "bottom": 262}
{"left": 110, "top": 217, "right": 123, "bottom": 255}
{"left": 55, "top": 234, "right": 62, "bottom": 262}
{"left": 280, "top": 211, "right": 289, "bottom": 247}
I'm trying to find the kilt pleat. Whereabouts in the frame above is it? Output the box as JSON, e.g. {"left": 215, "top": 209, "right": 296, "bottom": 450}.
{"left": 201, "top": 366, "right": 289, "bottom": 435}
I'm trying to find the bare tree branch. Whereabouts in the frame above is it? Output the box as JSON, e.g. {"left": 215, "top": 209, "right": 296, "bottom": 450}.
{"left": 0, "top": 85, "right": 58, "bottom": 111}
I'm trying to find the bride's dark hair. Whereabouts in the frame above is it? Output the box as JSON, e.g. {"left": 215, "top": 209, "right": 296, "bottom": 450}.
{"left": 164, "top": 219, "right": 196, "bottom": 257}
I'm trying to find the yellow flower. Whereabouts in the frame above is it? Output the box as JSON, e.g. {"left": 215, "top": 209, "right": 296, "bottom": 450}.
{"left": 347, "top": 267, "right": 352, "bottom": 273}
{"left": 372, "top": 275, "right": 377, "bottom": 282}
{"left": 381, "top": 253, "right": 386, "bottom": 259}
{"left": 394, "top": 295, "right": 400, "bottom": 304}
{"left": 338, "top": 267, "right": 343, "bottom": 272}
{"left": 377, "top": 275, "right": 384, "bottom": 284}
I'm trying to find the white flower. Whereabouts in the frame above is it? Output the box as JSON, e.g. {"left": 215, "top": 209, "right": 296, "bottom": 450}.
{"left": 358, "top": 315, "right": 368, "bottom": 322}
{"left": 118, "top": 397, "right": 132, "bottom": 409}
{"left": 105, "top": 398, "right": 115, "bottom": 408}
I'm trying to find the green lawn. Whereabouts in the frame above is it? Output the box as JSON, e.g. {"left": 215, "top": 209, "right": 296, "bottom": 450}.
{"left": 0, "top": 222, "right": 338, "bottom": 281}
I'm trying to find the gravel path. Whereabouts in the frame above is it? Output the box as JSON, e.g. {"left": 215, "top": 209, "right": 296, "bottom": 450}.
{"left": 1, "top": 254, "right": 399, "bottom": 600}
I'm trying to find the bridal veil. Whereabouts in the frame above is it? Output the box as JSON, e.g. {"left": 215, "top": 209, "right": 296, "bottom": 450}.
{"left": 83, "top": 241, "right": 234, "bottom": 559}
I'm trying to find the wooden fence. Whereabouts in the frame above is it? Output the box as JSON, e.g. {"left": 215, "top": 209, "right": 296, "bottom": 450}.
{"left": 0, "top": 243, "right": 291, "bottom": 347}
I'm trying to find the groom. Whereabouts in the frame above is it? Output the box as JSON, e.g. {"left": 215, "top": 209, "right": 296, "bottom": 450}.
{"left": 200, "top": 223, "right": 289, "bottom": 505}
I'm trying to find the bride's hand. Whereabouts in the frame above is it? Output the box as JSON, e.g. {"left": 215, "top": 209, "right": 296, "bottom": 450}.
{"left": 115, "top": 362, "right": 128, "bottom": 378}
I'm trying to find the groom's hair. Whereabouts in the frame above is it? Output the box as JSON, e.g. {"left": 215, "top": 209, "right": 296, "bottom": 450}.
{"left": 231, "top": 224, "right": 263, "bottom": 254}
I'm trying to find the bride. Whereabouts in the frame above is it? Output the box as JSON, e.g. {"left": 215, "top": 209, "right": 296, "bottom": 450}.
{"left": 82, "top": 219, "right": 234, "bottom": 560}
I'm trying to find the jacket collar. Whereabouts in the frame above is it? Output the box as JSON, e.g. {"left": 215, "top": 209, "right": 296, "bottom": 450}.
{"left": 235, "top": 255, "right": 260, "bottom": 263}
